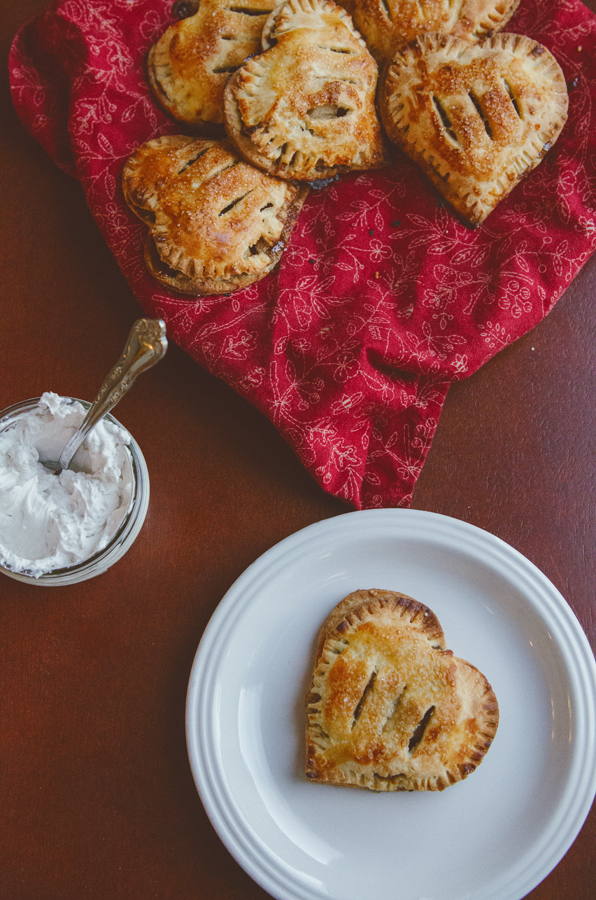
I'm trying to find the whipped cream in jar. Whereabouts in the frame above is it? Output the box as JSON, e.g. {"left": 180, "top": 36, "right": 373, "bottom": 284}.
{"left": 0, "top": 393, "right": 149, "bottom": 585}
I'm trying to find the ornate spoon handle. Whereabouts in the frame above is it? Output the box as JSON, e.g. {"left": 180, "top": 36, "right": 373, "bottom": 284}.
{"left": 58, "top": 319, "right": 168, "bottom": 472}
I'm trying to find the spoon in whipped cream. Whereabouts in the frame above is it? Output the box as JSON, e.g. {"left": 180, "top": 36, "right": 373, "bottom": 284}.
{"left": 41, "top": 318, "right": 167, "bottom": 474}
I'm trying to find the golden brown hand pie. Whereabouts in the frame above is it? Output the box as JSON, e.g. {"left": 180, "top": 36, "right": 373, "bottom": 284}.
{"left": 306, "top": 589, "right": 499, "bottom": 791}
{"left": 378, "top": 33, "right": 568, "bottom": 226}
{"left": 338, "top": 0, "right": 520, "bottom": 67}
{"left": 223, "top": 0, "right": 388, "bottom": 180}
{"left": 147, "top": 0, "right": 278, "bottom": 129}
{"left": 122, "top": 135, "right": 308, "bottom": 295}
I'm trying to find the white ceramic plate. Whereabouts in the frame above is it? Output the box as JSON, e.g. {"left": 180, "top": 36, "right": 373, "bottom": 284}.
{"left": 186, "top": 509, "right": 596, "bottom": 900}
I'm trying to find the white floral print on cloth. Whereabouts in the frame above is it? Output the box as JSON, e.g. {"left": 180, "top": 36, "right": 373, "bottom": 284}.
{"left": 9, "top": 0, "right": 596, "bottom": 509}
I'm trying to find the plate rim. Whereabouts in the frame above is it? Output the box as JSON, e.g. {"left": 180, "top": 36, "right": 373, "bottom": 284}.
{"left": 186, "top": 509, "right": 596, "bottom": 900}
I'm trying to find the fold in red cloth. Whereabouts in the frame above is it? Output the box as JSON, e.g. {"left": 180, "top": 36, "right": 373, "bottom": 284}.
{"left": 9, "top": 0, "right": 596, "bottom": 508}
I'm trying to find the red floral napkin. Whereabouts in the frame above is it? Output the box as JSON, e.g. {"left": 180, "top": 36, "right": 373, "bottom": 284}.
{"left": 9, "top": 0, "right": 596, "bottom": 509}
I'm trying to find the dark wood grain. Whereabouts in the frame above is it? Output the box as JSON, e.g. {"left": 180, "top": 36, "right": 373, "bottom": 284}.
{"left": 1, "top": 2, "right": 594, "bottom": 899}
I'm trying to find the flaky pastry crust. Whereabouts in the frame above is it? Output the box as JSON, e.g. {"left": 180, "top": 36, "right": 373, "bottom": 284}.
{"left": 378, "top": 32, "right": 568, "bottom": 225}
{"left": 223, "top": 0, "right": 388, "bottom": 180}
{"left": 306, "top": 589, "right": 499, "bottom": 791}
{"left": 338, "top": 0, "right": 521, "bottom": 66}
{"left": 147, "top": 0, "right": 278, "bottom": 129}
{"left": 122, "top": 135, "right": 308, "bottom": 295}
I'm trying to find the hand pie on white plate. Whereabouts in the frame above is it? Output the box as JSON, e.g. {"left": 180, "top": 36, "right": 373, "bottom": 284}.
{"left": 338, "top": 0, "right": 521, "bottom": 67}
{"left": 223, "top": 0, "right": 388, "bottom": 181}
{"left": 378, "top": 33, "right": 568, "bottom": 225}
{"left": 147, "top": 0, "right": 278, "bottom": 129}
{"left": 306, "top": 589, "right": 499, "bottom": 791}
{"left": 122, "top": 135, "right": 308, "bottom": 295}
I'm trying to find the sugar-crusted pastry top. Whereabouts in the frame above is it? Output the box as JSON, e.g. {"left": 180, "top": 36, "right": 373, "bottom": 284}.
{"left": 147, "top": 0, "right": 278, "bottom": 129}
{"left": 378, "top": 33, "right": 568, "bottom": 225}
{"left": 338, "top": 0, "right": 520, "bottom": 66}
{"left": 223, "top": 0, "right": 387, "bottom": 180}
{"left": 122, "top": 135, "right": 308, "bottom": 294}
{"left": 306, "top": 589, "right": 499, "bottom": 791}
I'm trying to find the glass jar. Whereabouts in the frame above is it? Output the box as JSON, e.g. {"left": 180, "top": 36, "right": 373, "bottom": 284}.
{"left": 0, "top": 397, "right": 150, "bottom": 586}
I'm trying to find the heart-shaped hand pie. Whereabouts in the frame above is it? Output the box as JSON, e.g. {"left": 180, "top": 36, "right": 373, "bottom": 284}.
{"left": 147, "top": 0, "right": 278, "bottom": 129}
{"left": 306, "top": 590, "right": 499, "bottom": 791}
{"left": 223, "top": 0, "right": 388, "bottom": 180}
{"left": 378, "top": 33, "right": 568, "bottom": 226}
{"left": 122, "top": 135, "right": 308, "bottom": 294}
{"left": 338, "top": 0, "right": 520, "bottom": 66}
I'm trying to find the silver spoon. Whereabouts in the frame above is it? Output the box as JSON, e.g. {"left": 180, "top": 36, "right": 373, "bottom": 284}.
{"left": 41, "top": 318, "right": 168, "bottom": 474}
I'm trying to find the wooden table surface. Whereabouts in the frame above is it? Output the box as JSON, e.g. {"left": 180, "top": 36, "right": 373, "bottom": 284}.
{"left": 1, "top": 2, "right": 595, "bottom": 898}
